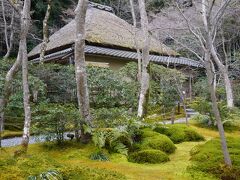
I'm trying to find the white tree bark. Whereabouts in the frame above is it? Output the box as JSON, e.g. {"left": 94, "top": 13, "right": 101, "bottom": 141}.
{"left": 39, "top": 0, "right": 51, "bottom": 62}
{"left": 172, "top": 0, "right": 233, "bottom": 167}
{"left": 137, "top": 0, "right": 150, "bottom": 118}
{"left": 19, "top": 0, "right": 32, "bottom": 151}
{"left": 204, "top": 51, "right": 232, "bottom": 167}
{"left": 202, "top": 0, "right": 234, "bottom": 108}
{"left": 74, "top": 0, "right": 91, "bottom": 123}
{"left": 129, "top": 0, "right": 142, "bottom": 81}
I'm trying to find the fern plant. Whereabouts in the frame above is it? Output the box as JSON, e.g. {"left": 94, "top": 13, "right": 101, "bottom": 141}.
{"left": 92, "top": 128, "right": 132, "bottom": 156}
{"left": 28, "top": 170, "right": 63, "bottom": 180}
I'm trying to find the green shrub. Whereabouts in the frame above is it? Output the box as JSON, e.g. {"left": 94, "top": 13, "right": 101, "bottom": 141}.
{"left": 189, "top": 137, "right": 240, "bottom": 179}
{"left": 32, "top": 103, "right": 81, "bottom": 143}
{"left": 190, "top": 114, "right": 211, "bottom": 126}
{"left": 139, "top": 128, "right": 176, "bottom": 154}
{"left": 128, "top": 150, "right": 169, "bottom": 164}
{"left": 89, "top": 151, "right": 109, "bottom": 161}
{"left": 154, "top": 125, "right": 205, "bottom": 144}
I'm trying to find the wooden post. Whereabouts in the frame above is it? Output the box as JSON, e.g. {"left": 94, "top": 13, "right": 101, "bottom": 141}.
{"left": 189, "top": 75, "right": 192, "bottom": 102}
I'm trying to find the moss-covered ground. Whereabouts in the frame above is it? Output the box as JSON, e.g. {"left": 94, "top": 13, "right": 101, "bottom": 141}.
{"left": 0, "top": 126, "right": 239, "bottom": 180}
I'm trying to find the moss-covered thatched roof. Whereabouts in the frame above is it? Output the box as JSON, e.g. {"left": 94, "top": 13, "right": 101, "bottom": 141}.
{"left": 28, "top": 7, "right": 177, "bottom": 58}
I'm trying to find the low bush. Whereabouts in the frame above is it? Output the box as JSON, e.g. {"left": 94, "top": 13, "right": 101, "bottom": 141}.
{"left": 154, "top": 124, "right": 205, "bottom": 144}
{"left": 190, "top": 114, "right": 211, "bottom": 126}
{"left": 189, "top": 137, "right": 240, "bottom": 179}
{"left": 128, "top": 149, "right": 169, "bottom": 164}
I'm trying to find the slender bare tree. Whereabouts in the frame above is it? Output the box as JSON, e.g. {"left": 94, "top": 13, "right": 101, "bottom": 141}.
{"left": 201, "top": 0, "right": 234, "bottom": 108}
{"left": 74, "top": 0, "right": 91, "bottom": 142}
{"left": 0, "top": 0, "right": 32, "bottom": 151}
{"left": 137, "top": 0, "right": 150, "bottom": 118}
{"left": 39, "top": 0, "right": 52, "bottom": 62}
{"left": 1, "top": 0, "right": 15, "bottom": 59}
{"left": 163, "top": 0, "right": 233, "bottom": 166}
{"left": 0, "top": 0, "right": 22, "bottom": 148}
{"left": 129, "top": 0, "right": 142, "bottom": 81}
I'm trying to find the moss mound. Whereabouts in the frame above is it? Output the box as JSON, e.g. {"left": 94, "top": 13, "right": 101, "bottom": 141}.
{"left": 154, "top": 124, "right": 205, "bottom": 144}
{"left": 189, "top": 137, "right": 240, "bottom": 179}
{"left": 128, "top": 150, "right": 169, "bottom": 164}
{"left": 139, "top": 128, "right": 176, "bottom": 154}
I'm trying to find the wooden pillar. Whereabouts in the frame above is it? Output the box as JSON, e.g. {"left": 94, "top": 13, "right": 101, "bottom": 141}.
{"left": 189, "top": 75, "right": 193, "bottom": 102}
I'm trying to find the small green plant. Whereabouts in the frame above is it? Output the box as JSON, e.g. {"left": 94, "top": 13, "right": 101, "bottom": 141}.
{"left": 128, "top": 149, "right": 169, "bottom": 164}
{"left": 89, "top": 151, "right": 109, "bottom": 161}
{"left": 92, "top": 128, "right": 132, "bottom": 156}
{"left": 28, "top": 170, "right": 63, "bottom": 180}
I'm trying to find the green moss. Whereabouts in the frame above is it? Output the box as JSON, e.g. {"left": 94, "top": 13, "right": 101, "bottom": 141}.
{"left": 128, "top": 150, "right": 169, "bottom": 164}
{"left": 154, "top": 124, "right": 205, "bottom": 144}
{"left": 141, "top": 128, "right": 161, "bottom": 138}
{"left": 189, "top": 137, "right": 240, "bottom": 179}
{"left": 60, "top": 166, "right": 126, "bottom": 180}
{"left": 141, "top": 135, "right": 176, "bottom": 154}
{"left": 2, "top": 130, "right": 23, "bottom": 139}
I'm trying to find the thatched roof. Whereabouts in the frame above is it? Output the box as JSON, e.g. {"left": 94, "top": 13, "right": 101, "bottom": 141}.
{"left": 28, "top": 7, "right": 177, "bottom": 58}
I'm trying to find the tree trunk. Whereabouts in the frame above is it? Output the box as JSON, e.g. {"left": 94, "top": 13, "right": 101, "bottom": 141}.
{"left": 2, "top": 0, "right": 15, "bottom": 59}
{"left": 39, "top": 0, "right": 51, "bottom": 62}
{"left": 204, "top": 53, "right": 232, "bottom": 167}
{"left": 0, "top": 47, "right": 22, "bottom": 136}
{"left": 171, "top": 107, "right": 175, "bottom": 124}
{"left": 182, "top": 99, "right": 188, "bottom": 125}
{"left": 137, "top": 0, "right": 150, "bottom": 118}
{"left": 202, "top": 0, "right": 234, "bottom": 108}
{"left": 129, "top": 0, "right": 142, "bottom": 81}
{"left": 74, "top": 0, "right": 91, "bottom": 125}
{"left": 208, "top": 40, "right": 234, "bottom": 108}
{"left": 20, "top": 0, "right": 32, "bottom": 152}
{"left": 0, "top": 108, "right": 3, "bottom": 147}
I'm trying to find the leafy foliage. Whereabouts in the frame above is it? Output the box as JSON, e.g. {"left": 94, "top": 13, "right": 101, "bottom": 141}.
{"left": 32, "top": 103, "right": 81, "bottom": 143}
{"left": 92, "top": 128, "right": 133, "bottom": 155}
{"left": 128, "top": 149, "right": 169, "bottom": 164}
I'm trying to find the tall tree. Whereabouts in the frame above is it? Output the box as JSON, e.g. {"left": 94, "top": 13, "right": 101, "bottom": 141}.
{"left": 0, "top": 0, "right": 32, "bottom": 151}
{"left": 39, "top": 0, "right": 52, "bottom": 62}
{"left": 137, "top": 0, "right": 150, "bottom": 118}
{"left": 129, "top": 0, "right": 142, "bottom": 81}
{"left": 0, "top": 0, "right": 21, "bottom": 148}
{"left": 18, "top": 0, "right": 32, "bottom": 151}
{"left": 167, "top": 0, "right": 233, "bottom": 166}
{"left": 74, "top": 0, "right": 91, "bottom": 140}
